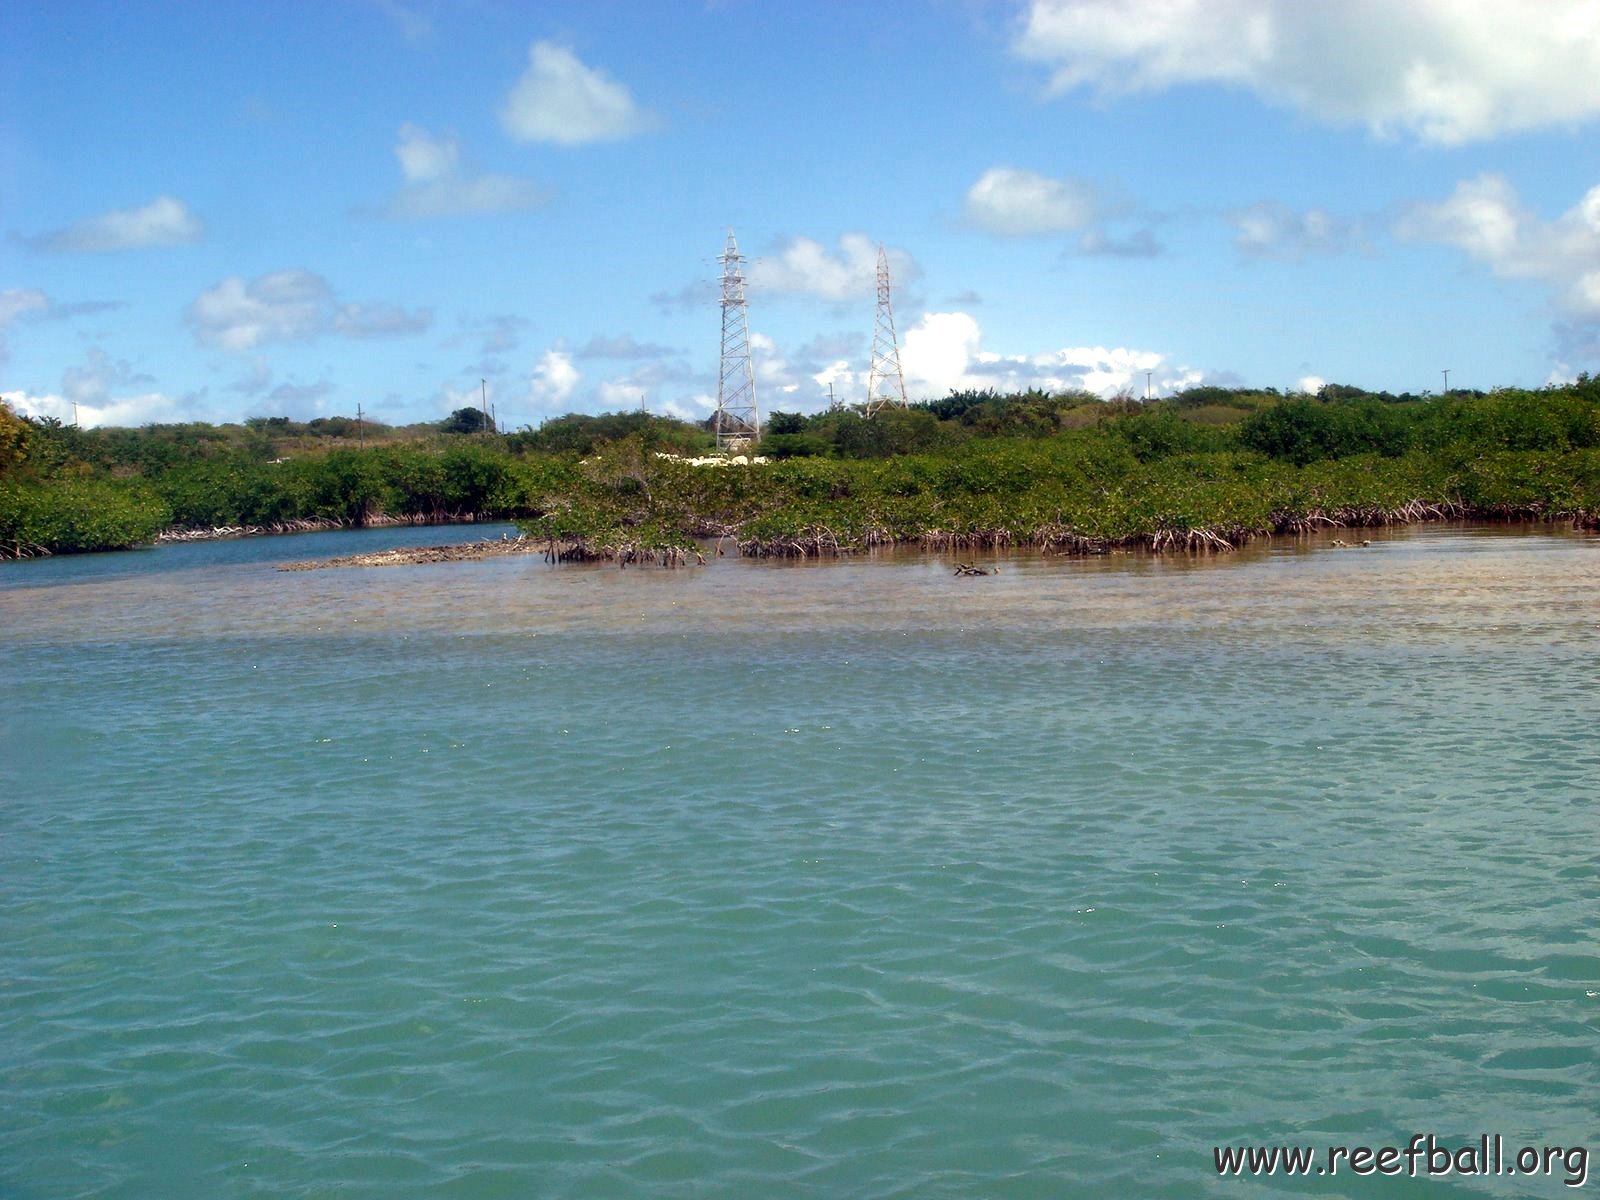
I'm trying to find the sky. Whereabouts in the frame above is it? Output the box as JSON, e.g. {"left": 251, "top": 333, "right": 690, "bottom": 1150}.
{"left": 3, "top": 0, "right": 1599, "bottom": 430}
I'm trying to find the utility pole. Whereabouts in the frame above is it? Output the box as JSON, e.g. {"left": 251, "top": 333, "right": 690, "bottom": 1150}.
{"left": 827, "top": 381, "right": 838, "bottom": 410}
{"left": 865, "top": 245, "right": 908, "bottom": 414}
{"left": 1145, "top": 371, "right": 1153, "bottom": 402}
{"left": 481, "top": 379, "right": 490, "bottom": 434}
{"left": 1442, "top": 369, "right": 1450, "bottom": 393}
{"left": 356, "top": 402, "right": 365, "bottom": 448}
{"left": 72, "top": 398, "right": 80, "bottom": 428}
{"left": 713, "top": 229, "right": 760, "bottom": 449}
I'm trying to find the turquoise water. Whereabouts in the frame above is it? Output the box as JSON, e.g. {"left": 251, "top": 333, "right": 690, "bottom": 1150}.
{"left": 4, "top": 526, "right": 1598, "bottom": 1198}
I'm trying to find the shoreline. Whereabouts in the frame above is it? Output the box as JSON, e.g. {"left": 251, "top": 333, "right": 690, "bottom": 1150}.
{"left": 156, "top": 512, "right": 499, "bottom": 544}
{"left": 277, "top": 533, "right": 705, "bottom": 571}
{"left": 275, "top": 510, "right": 1595, "bottom": 571}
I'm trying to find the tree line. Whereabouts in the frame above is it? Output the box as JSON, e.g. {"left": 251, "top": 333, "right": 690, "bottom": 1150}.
{"left": 2, "top": 376, "right": 1597, "bottom": 558}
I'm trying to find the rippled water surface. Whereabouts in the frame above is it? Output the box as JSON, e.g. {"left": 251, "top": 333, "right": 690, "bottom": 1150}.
{"left": 4, "top": 525, "right": 1598, "bottom": 1198}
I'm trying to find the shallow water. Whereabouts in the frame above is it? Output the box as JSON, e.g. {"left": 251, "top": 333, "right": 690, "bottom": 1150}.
{"left": 4, "top": 524, "right": 1598, "bottom": 1198}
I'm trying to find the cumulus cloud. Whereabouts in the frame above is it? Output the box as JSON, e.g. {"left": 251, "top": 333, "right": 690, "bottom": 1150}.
{"left": 1231, "top": 201, "right": 1355, "bottom": 260}
{"left": 186, "top": 270, "right": 432, "bottom": 350}
{"left": 4, "top": 387, "right": 192, "bottom": 429}
{"left": 1013, "top": 0, "right": 1600, "bottom": 145}
{"left": 748, "top": 331, "right": 801, "bottom": 398}
{"left": 811, "top": 359, "right": 864, "bottom": 406}
{"left": 529, "top": 348, "right": 580, "bottom": 408}
{"left": 590, "top": 357, "right": 703, "bottom": 413}
{"left": 386, "top": 123, "right": 547, "bottom": 219}
{"left": 186, "top": 271, "right": 329, "bottom": 350}
{"left": 396, "top": 121, "right": 458, "bottom": 182}
{"left": 501, "top": 42, "right": 656, "bottom": 145}
{"left": 1397, "top": 174, "right": 1600, "bottom": 317}
{"left": 901, "top": 313, "right": 987, "bottom": 398}
{"left": 900, "top": 310, "right": 1197, "bottom": 398}
{"left": 965, "top": 167, "right": 1103, "bottom": 235}
{"left": 750, "top": 234, "right": 918, "bottom": 303}
{"left": 964, "top": 167, "right": 1161, "bottom": 255}
{"left": 25, "top": 195, "right": 204, "bottom": 252}
{"left": 659, "top": 398, "right": 709, "bottom": 422}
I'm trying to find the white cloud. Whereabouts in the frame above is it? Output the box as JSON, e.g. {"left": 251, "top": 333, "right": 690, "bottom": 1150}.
{"left": 1231, "top": 201, "right": 1354, "bottom": 260}
{"left": 900, "top": 310, "right": 1191, "bottom": 398}
{"left": 396, "top": 122, "right": 457, "bottom": 183}
{"left": 1014, "top": 0, "right": 1600, "bottom": 145}
{"left": 3, "top": 388, "right": 188, "bottom": 429}
{"left": 387, "top": 123, "right": 548, "bottom": 219}
{"left": 660, "top": 399, "right": 702, "bottom": 422}
{"left": 749, "top": 331, "right": 800, "bottom": 396}
{"left": 750, "top": 234, "right": 917, "bottom": 302}
{"left": 902, "top": 312, "right": 987, "bottom": 397}
{"left": 186, "top": 270, "right": 331, "bottom": 350}
{"left": 529, "top": 348, "right": 580, "bottom": 407}
{"left": 186, "top": 270, "right": 432, "bottom": 350}
{"left": 26, "top": 195, "right": 204, "bottom": 252}
{"left": 501, "top": 42, "right": 655, "bottom": 145}
{"left": 812, "top": 360, "right": 864, "bottom": 405}
{"left": 0, "top": 288, "right": 50, "bottom": 328}
{"left": 442, "top": 381, "right": 496, "bottom": 421}
{"left": 596, "top": 381, "right": 643, "bottom": 410}
{"left": 1397, "top": 174, "right": 1600, "bottom": 317}
{"left": 1297, "top": 375, "right": 1327, "bottom": 394}
{"left": 965, "top": 167, "right": 1102, "bottom": 235}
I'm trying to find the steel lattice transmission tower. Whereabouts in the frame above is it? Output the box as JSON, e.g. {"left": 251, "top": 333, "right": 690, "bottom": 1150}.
{"left": 713, "top": 229, "right": 760, "bottom": 449}
{"left": 865, "top": 245, "right": 908, "bottom": 414}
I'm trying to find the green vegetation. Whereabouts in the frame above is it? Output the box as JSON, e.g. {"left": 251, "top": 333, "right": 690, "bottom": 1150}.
{"left": 3, "top": 377, "right": 1598, "bottom": 560}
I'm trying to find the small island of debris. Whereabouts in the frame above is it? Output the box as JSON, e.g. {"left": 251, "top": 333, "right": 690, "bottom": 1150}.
{"left": 278, "top": 537, "right": 546, "bottom": 571}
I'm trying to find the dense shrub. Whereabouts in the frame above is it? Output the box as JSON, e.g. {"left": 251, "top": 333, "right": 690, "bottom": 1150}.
{"left": 0, "top": 478, "right": 169, "bottom": 556}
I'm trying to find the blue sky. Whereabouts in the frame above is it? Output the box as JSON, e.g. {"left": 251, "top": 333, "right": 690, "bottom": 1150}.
{"left": 3, "top": 0, "right": 1599, "bottom": 429}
